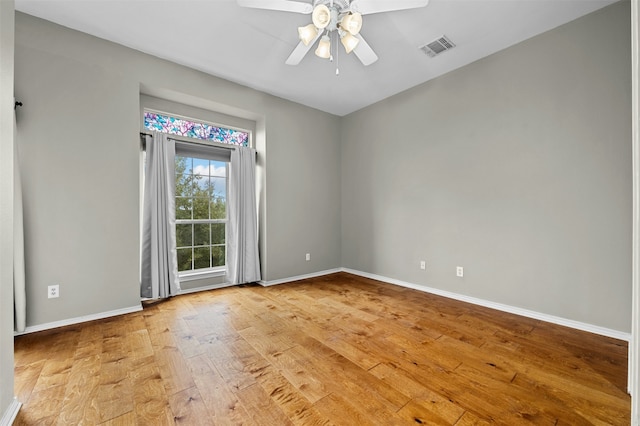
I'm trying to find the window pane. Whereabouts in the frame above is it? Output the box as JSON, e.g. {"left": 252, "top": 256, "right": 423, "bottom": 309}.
{"left": 193, "top": 175, "right": 208, "bottom": 195}
{"left": 176, "top": 198, "right": 193, "bottom": 220}
{"left": 144, "top": 112, "right": 249, "bottom": 147}
{"left": 176, "top": 174, "right": 193, "bottom": 197}
{"left": 210, "top": 199, "right": 226, "bottom": 220}
{"left": 193, "top": 198, "right": 209, "bottom": 220}
{"left": 177, "top": 248, "right": 193, "bottom": 272}
{"left": 205, "top": 176, "right": 215, "bottom": 197}
{"left": 194, "top": 223, "right": 210, "bottom": 246}
{"left": 212, "top": 246, "right": 225, "bottom": 268}
{"left": 193, "top": 158, "right": 209, "bottom": 176}
{"left": 211, "top": 223, "right": 225, "bottom": 245}
{"left": 193, "top": 246, "right": 211, "bottom": 269}
{"left": 176, "top": 156, "right": 192, "bottom": 175}
{"left": 210, "top": 176, "right": 226, "bottom": 199}
{"left": 210, "top": 161, "right": 226, "bottom": 177}
{"left": 176, "top": 224, "right": 192, "bottom": 248}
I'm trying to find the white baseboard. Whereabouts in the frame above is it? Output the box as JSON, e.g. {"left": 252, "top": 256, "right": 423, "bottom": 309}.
{"left": 14, "top": 304, "right": 143, "bottom": 336}
{"left": 259, "top": 268, "right": 342, "bottom": 287}
{"left": 342, "top": 268, "right": 631, "bottom": 342}
{"left": 0, "top": 398, "right": 21, "bottom": 426}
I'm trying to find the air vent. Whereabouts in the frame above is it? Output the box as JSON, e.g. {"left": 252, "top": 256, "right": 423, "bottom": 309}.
{"left": 420, "top": 35, "right": 456, "bottom": 58}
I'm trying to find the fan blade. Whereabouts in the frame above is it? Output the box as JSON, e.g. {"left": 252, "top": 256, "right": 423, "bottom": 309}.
{"left": 285, "top": 29, "right": 324, "bottom": 65}
{"left": 353, "top": 34, "right": 378, "bottom": 66}
{"left": 350, "top": 0, "right": 429, "bottom": 15}
{"left": 237, "top": 0, "right": 313, "bottom": 14}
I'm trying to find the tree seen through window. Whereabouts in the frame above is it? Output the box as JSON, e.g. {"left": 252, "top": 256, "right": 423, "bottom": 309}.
{"left": 175, "top": 155, "right": 227, "bottom": 273}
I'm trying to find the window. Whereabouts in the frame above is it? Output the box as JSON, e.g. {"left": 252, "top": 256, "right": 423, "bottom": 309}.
{"left": 175, "top": 155, "right": 227, "bottom": 274}
{"left": 143, "top": 110, "right": 250, "bottom": 278}
{"left": 144, "top": 111, "right": 249, "bottom": 147}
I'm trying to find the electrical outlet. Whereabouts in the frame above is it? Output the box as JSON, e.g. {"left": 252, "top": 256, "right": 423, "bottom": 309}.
{"left": 48, "top": 285, "right": 59, "bottom": 299}
{"left": 306, "top": 253, "right": 310, "bottom": 261}
{"left": 420, "top": 261, "right": 426, "bottom": 270}
{"left": 456, "top": 266, "right": 464, "bottom": 277}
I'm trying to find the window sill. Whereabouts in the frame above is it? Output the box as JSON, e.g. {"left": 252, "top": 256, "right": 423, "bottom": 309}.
{"left": 179, "top": 268, "right": 226, "bottom": 282}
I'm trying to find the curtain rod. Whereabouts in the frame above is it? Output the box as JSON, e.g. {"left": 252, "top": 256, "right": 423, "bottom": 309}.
{"left": 140, "top": 131, "right": 238, "bottom": 151}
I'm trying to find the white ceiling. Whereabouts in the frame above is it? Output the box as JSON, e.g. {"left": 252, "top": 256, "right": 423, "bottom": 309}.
{"left": 15, "top": 0, "right": 617, "bottom": 116}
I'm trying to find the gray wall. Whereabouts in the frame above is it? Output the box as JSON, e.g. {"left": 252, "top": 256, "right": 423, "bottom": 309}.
{"left": 13, "top": 1, "right": 632, "bottom": 334}
{"left": 342, "top": 1, "right": 632, "bottom": 332}
{"left": 0, "top": 0, "right": 15, "bottom": 416}
{"left": 14, "top": 12, "right": 342, "bottom": 328}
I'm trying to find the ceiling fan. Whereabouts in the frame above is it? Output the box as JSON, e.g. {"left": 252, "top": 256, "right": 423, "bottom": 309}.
{"left": 237, "top": 0, "right": 429, "bottom": 68}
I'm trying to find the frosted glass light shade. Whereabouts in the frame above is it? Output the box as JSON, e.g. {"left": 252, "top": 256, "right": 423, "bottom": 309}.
{"left": 298, "top": 24, "right": 318, "bottom": 45}
{"left": 340, "top": 32, "right": 359, "bottom": 54}
{"left": 315, "top": 35, "right": 331, "bottom": 59}
{"left": 340, "top": 12, "right": 362, "bottom": 35}
{"left": 312, "top": 4, "right": 331, "bottom": 29}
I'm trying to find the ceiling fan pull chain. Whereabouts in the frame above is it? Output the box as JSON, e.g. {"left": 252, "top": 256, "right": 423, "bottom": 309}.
{"left": 329, "top": 31, "right": 334, "bottom": 62}
{"left": 336, "top": 33, "right": 340, "bottom": 75}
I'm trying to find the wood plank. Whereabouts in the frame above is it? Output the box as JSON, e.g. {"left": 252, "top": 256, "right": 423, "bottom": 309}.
{"left": 31, "top": 357, "right": 74, "bottom": 393}
{"left": 261, "top": 344, "right": 332, "bottom": 403}
{"left": 168, "top": 386, "right": 213, "bottom": 425}
{"left": 73, "top": 337, "right": 103, "bottom": 361}
{"left": 482, "top": 335, "right": 629, "bottom": 397}
{"left": 94, "top": 358, "right": 134, "bottom": 423}
{"left": 252, "top": 364, "right": 333, "bottom": 425}
{"left": 454, "top": 411, "right": 494, "bottom": 426}
{"left": 155, "top": 346, "right": 196, "bottom": 396}
{"left": 186, "top": 354, "right": 254, "bottom": 425}
{"left": 313, "top": 393, "right": 375, "bottom": 426}
{"left": 396, "top": 397, "right": 465, "bottom": 425}
{"left": 235, "top": 383, "right": 294, "bottom": 426}
{"left": 369, "top": 362, "right": 431, "bottom": 399}
{"left": 310, "top": 350, "right": 410, "bottom": 411}
{"left": 130, "top": 355, "right": 174, "bottom": 426}
{"left": 125, "top": 329, "right": 154, "bottom": 361}
{"left": 57, "top": 353, "right": 101, "bottom": 425}
{"left": 203, "top": 334, "right": 270, "bottom": 392}
{"left": 251, "top": 299, "right": 382, "bottom": 370}
{"left": 14, "top": 360, "right": 45, "bottom": 403}
{"left": 17, "top": 383, "right": 66, "bottom": 422}
{"left": 511, "top": 372, "right": 629, "bottom": 425}
{"left": 237, "top": 325, "right": 298, "bottom": 358}
{"left": 96, "top": 411, "right": 136, "bottom": 426}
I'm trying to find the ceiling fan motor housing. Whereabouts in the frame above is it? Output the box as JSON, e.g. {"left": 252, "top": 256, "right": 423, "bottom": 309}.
{"left": 313, "top": 0, "right": 350, "bottom": 10}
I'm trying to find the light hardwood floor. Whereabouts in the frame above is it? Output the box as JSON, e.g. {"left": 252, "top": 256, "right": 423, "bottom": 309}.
{"left": 14, "top": 272, "right": 630, "bottom": 425}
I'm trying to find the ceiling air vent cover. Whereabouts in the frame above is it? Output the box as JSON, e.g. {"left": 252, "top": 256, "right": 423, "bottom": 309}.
{"left": 420, "top": 35, "right": 456, "bottom": 58}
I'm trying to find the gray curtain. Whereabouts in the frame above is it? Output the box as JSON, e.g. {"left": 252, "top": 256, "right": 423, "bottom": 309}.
{"left": 14, "top": 103, "right": 26, "bottom": 332}
{"left": 141, "top": 132, "right": 179, "bottom": 298}
{"left": 227, "top": 146, "right": 261, "bottom": 284}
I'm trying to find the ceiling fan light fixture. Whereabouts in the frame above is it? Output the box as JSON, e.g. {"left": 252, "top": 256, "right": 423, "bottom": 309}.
{"left": 340, "top": 12, "right": 362, "bottom": 35}
{"left": 312, "top": 4, "right": 331, "bottom": 29}
{"left": 315, "top": 35, "right": 331, "bottom": 59}
{"left": 298, "top": 24, "right": 318, "bottom": 46}
{"left": 340, "top": 32, "right": 359, "bottom": 54}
